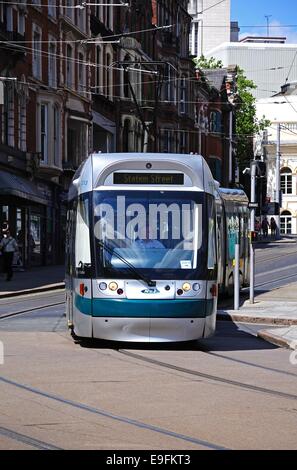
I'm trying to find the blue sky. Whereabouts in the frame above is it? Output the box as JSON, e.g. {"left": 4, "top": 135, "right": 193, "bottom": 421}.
{"left": 231, "top": 0, "right": 297, "bottom": 43}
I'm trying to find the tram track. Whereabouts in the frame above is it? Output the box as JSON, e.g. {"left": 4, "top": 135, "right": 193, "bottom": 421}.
{"left": 0, "top": 426, "right": 62, "bottom": 450}
{"left": 0, "top": 376, "right": 228, "bottom": 450}
{"left": 255, "top": 248, "right": 297, "bottom": 264}
{"left": 118, "top": 350, "right": 297, "bottom": 402}
{"left": 0, "top": 301, "right": 65, "bottom": 320}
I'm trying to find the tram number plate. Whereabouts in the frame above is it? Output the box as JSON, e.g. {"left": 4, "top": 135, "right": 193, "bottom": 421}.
{"left": 113, "top": 173, "right": 184, "bottom": 185}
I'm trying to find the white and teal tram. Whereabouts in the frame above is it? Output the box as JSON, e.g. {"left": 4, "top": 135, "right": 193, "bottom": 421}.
{"left": 65, "top": 152, "right": 249, "bottom": 343}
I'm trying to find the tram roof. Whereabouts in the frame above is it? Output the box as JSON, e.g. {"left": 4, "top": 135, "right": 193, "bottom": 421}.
{"left": 68, "top": 152, "right": 216, "bottom": 200}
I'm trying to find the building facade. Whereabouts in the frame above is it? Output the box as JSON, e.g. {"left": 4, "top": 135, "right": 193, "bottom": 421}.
{"left": 205, "top": 40, "right": 297, "bottom": 100}
{"left": 188, "top": 0, "right": 231, "bottom": 57}
{"left": 256, "top": 83, "right": 297, "bottom": 234}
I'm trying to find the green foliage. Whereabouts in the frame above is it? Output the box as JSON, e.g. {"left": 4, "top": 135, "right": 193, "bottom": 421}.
{"left": 235, "top": 68, "right": 270, "bottom": 169}
{"left": 194, "top": 55, "right": 223, "bottom": 69}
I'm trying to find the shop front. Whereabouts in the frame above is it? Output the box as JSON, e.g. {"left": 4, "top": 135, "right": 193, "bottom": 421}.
{"left": 0, "top": 170, "right": 63, "bottom": 267}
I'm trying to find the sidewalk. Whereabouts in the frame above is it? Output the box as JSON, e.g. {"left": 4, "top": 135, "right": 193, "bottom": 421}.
{"left": 218, "top": 281, "right": 297, "bottom": 351}
{"left": 0, "top": 264, "right": 65, "bottom": 298}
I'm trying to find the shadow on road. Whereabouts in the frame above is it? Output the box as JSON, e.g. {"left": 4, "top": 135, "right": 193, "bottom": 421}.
{"left": 76, "top": 318, "right": 277, "bottom": 353}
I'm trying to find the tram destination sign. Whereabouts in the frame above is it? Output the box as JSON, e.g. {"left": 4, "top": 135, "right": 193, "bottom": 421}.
{"left": 113, "top": 172, "right": 184, "bottom": 185}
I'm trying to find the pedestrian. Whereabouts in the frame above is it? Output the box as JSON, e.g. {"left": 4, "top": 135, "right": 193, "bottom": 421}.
{"left": 261, "top": 217, "right": 270, "bottom": 238}
{"left": 255, "top": 219, "right": 261, "bottom": 240}
{"left": 0, "top": 230, "right": 19, "bottom": 281}
{"left": 270, "top": 217, "right": 277, "bottom": 238}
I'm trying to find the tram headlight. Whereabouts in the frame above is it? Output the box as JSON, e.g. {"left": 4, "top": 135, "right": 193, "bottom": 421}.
{"left": 192, "top": 283, "right": 200, "bottom": 292}
{"left": 182, "top": 282, "right": 191, "bottom": 292}
{"left": 109, "top": 281, "right": 118, "bottom": 291}
{"left": 99, "top": 282, "right": 107, "bottom": 291}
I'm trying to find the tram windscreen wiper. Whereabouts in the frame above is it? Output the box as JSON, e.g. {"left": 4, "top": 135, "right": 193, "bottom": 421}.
{"left": 98, "top": 240, "right": 156, "bottom": 287}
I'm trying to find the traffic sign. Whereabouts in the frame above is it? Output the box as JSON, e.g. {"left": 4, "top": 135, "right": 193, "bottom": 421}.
{"left": 248, "top": 202, "right": 258, "bottom": 209}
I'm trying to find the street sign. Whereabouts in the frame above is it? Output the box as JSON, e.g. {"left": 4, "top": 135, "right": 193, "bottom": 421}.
{"left": 248, "top": 202, "right": 258, "bottom": 209}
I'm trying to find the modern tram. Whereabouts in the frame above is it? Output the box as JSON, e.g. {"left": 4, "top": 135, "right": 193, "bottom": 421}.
{"left": 65, "top": 152, "right": 249, "bottom": 343}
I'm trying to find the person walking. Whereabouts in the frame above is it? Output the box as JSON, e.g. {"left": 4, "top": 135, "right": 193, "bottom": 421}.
{"left": 0, "top": 230, "right": 19, "bottom": 281}
{"left": 270, "top": 217, "right": 277, "bottom": 238}
{"left": 261, "top": 217, "right": 270, "bottom": 238}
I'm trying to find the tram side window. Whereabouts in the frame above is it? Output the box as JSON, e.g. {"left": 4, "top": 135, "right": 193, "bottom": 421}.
{"left": 207, "top": 196, "right": 217, "bottom": 270}
{"left": 66, "top": 206, "right": 75, "bottom": 276}
{"left": 75, "top": 196, "right": 91, "bottom": 276}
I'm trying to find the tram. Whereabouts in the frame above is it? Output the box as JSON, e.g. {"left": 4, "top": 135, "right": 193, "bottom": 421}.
{"left": 65, "top": 152, "right": 249, "bottom": 343}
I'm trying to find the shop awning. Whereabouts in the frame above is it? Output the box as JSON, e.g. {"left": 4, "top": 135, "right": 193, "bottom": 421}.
{"left": 0, "top": 171, "right": 48, "bottom": 205}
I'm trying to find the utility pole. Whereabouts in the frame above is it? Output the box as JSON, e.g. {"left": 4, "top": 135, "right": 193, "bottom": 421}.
{"left": 275, "top": 123, "right": 281, "bottom": 239}
{"left": 249, "top": 160, "right": 257, "bottom": 304}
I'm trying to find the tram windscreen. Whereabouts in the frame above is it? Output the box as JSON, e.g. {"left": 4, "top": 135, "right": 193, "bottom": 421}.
{"left": 93, "top": 191, "right": 207, "bottom": 279}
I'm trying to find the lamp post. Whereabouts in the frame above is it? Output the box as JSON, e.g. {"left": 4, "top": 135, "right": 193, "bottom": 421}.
{"left": 275, "top": 123, "right": 281, "bottom": 239}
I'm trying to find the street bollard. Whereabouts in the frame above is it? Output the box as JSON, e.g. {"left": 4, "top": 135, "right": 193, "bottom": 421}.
{"left": 234, "top": 243, "right": 240, "bottom": 311}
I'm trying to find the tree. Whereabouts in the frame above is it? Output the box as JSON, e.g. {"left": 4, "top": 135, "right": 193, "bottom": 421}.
{"left": 194, "top": 57, "right": 270, "bottom": 171}
{"left": 235, "top": 67, "right": 270, "bottom": 170}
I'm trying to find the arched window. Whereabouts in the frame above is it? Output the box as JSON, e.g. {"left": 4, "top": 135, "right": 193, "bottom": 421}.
{"left": 280, "top": 167, "right": 292, "bottom": 194}
{"left": 280, "top": 210, "right": 292, "bottom": 234}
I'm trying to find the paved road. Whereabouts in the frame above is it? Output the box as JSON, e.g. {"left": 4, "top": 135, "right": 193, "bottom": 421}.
{"left": 0, "top": 291, "right": 297, "bottom": 449}
{"left": 1, "top": 244, "right": 297, "bottom": 450}
{"left": 255, "top": 242, "right": 297, "bottom": 292}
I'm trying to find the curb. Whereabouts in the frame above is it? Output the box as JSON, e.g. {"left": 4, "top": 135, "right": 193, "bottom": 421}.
{"left": 0, "top": 283, "right": 65, "bottom": 299}
{"left": 217, "top": 312, "right": 297, "bottom": 326}
{"left": 257, "top": 329, "right": 297, "bottom": 350}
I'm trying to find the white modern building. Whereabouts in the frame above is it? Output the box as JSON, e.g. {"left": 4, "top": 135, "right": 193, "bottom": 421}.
{"left": 256, "top": 82, "right": 297, "bottom": 235}
{"left": 188, "top": 0, "right": 230, "bottom": 57}
{"left": 206, "top": 41, "right": 297, "bottom": 99}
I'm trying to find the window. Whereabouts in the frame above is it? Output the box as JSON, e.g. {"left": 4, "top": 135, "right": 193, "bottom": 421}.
{"left": 48, "top": 0, "right": 56, "bottom": 18}
{"left": 2, "top": 81, "right": 14, "bottom": 147}
{"left": 48, "top": 40, "right": 57, "bottom": 88}
{"left": 65, "top": 0, "right": 74, "bottom": 21}
{"left": 179, "top": 131, "right": 188, "bottom": 153}
{"left": 78, "top": 52, "right": 85, "bottom": 93}
{"left": 95, "top": 46, "right": 102, "bottom": 94}
{"left": 180, "top": 77, "right": 186, "bottom": 114}
{"left": 280, "top": 211, "right": 292, "bottom": 234}
{"left": 77, "top": 6, "right": 85, "bottom": 32}
{"left": 66, "top": 44, "right": 73, "bottom": 89}
{"left": 280, "top": 167, "right": 292, "bottom": 194}
{"left": 106, "top": 52, "right": 113, "bottom": 100}
{"left": 163, "top": 129, "right": 175, "bottom": 153}
{"left": 53, "top": 106, "right": 60, "bottom": 167}
{"left": 123, "top": 54, "right": 130, "bottom": 98}
{"left": 164, "top": 64, "right": 175, "bottom": 103}
{"left": 18, "top": 11, "right": 25, "bottom": 35}
{"left": 209, "top": 111, "right": 222, "bottom": 134}
{"left": 75, "top": 196, "right": 91, "bottom": 274}
{"left": 6, "top": 6, "right": 12, "bottom": 31}
{"left": 18, "top": 93, "right": 26, "bottom": 152}
{"left": 33, "top": 26, "right": 42, "bottom": 80}
{"left": 40, "top": 103, "right": 48, "bottom": 163}
{"left": 123, "top": 119, "right": 131, "bottom": 152}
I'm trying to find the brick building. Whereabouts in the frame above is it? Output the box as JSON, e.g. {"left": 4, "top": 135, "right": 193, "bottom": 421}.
{"left": 0, "top": 1, "right": 237, "bottom": 268}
